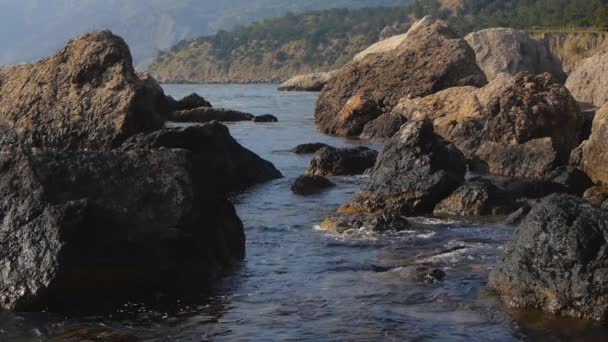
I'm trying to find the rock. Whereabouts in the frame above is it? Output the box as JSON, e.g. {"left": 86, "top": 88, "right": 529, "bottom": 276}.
{"left": 321, "top": 94, "right": 384, "bottom": 137}
{"left": 305, "top": 146, "right": 378, "bottom": 176}
{"left": 290, "top": 175, "right": 335, "bottom": 195}
{"left": 393, "top": 266, "right": 446, "bottom": 283}
{"left": 503, "top": 205, "right": 531, "bottom": 226}
{"left": 545, "top": 166, "right": 593, "bottom": 196}
{"left": 0, "top": 31, "right": 168, "bottom": 150}
{"left": 465, "top": 28, "right": 566, "bottom": 82}
{"left": 360, "top": 112, "right": 407, "bottom": 141}
{"left": 490, "top": 194, "right": 608, "bottom": 320}
{"left": 396, "top": 72, "right": 582, "bottom": 178}
{"left": 320, "top": 212, "right": 410, "bottom": 233}
{"left": 583, "top": 186, "right": 608, "bottom": 206}
{"left": 252, "top": 114, "right": 278, "bottom": 123}
{"left": 315, "top": 17, "right": 487, "bottom": 137}
{"left": 291, "top": 143, "right": 332, "bottom": 154}
{"left": 379, "top": 23, "right": 410, "bottom": 41}
{"left": 120, "top": 122, "right": 283, "bottom": 193}
{"left": 573, "top": 104, "right": 608, "bottom": 185}
{"left": 341, "top": 121, "right": 466, "bottom": 215}
{"left": 172, "top": 93, "right": 212, "bottom": 110}
{"left": 566, "top": 50, "right": 608, "bottom": 107}
{"left": 504, "top": 179, "right": 566, "bottom": 200}
{"left": 278, "top": 71, "right": 339, "bottom": 91}
{"left": 168, "top": 107, "right": 254, "bottom": 123}
{"left": 473, "top": 138, "right": 558, "bottom": 180}
{"left": 433, "top": 179, "right": 515, "bottom": 217}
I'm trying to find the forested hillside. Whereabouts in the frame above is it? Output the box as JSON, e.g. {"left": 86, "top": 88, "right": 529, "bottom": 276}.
{"left": 148, "top": 0, "right": 608, "bottom": 83}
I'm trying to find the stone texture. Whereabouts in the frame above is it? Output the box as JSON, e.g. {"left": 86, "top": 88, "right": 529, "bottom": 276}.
{"left": 320, "top": 212, "right": 410, "bottom": 234}
{"left": 291, "top": 143, "right": 332, "bottom": 154}
{"left": 566, "top": 50, "right": 608, "bottom": 107}
{"left": 168, "top": 107, "right": 254, "bottom": 123}
{"left": 305, "top": 146, "right": 378, "bottom": 176}
{"left": 490, "top": 194, "right": 608, "bottom": 320}
{"left": 465, "top": 28, "right": 565, "bottom": 81}
{"left": 290, "top": 175, "right": 335, "bottom": 195}
{"left": 433, "top": 178, "right": 515, "bottom": 217}
{"left": 0, "top": 30, "right": 168, "bottom": 151}
{"left": 360, "top": 112, "right": 408, "bottom": 141}
{"left": 573, "top": 104, "right": 608, "bottom": 185}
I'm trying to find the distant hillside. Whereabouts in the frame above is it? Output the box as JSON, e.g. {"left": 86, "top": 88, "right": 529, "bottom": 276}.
{"left": 0, "top": 0, "right": 412, "bottom": 68}
{"left": 148, "top": 0, "right": 608, "bottom": 83}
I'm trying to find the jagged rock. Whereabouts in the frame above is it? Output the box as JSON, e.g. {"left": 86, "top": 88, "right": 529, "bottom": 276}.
{"left": 341, "top": 121, "right": 466, "bottom": 215}
{"left": 290, "top": 175, "right": 335, "bottom": 195}
{"left": 0, "top": 30, "right": 168, "bottom": 150}
{"left": 490, "top": 194, "right": 608, "bottom": 320}
{"left": 121, "top": 123, "right": 282, "bottom": 193}
{"left": 465, "top": 28, "right": 565, "bottom": 81}
{"left": 252, "top": 114, "right": 278, "bottom": 123}
{"left": 566, "top": 50, "right": 608, "bottom": 107}
{"left": 360, "top": 112, "right": 407, "bottom": 141}
{"left": 573, "top": 104, "right": 608, "bottom": 185}
{"left": 320, "top": 212, "right": 410, "bottom": 234}
{"left": 433, "top": 178, "right": 515, "bottom": 217}
{"left": 396, "top": 72, "right": 582, "bottom": 178}
{"left": 583, "top": 186, "right": 608, "bottom": 207}
{"left": 168, "top": 107, "right": 254, "bottom": 123}
{"left": 473, "top": 138, "right": 558, "bottom": 179}
{"left": 305, "top": 146, "right": 378, "bottom": 176}
{"left": 278, "top": 71, "right": 339, "bottom": 91}
{"left": 315, "top": 17, "right": 487, "bottom": 137}
{"left": 291, "top": 143, "right": 332, "bottom": 154}
{"left": 171, "top": 93, "right": 212, "bottom": 111}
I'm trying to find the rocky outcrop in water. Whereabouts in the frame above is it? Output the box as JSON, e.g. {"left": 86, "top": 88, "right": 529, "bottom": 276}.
{"left": 433, "top": 178, "right": 515, "bottom": 217}
{"left": 315, "top": 17, "right": 487, "bottom": 138}
{"left": 320, "top": 212, "right": 410, "bottom": 234}
{"left": 278, "top": 71, "right": 339, "bottom": 91}
{"left": 169, "top": 107, "right": 255, "bottom": 123}
{"left": 0, "top": 31, "right": 168, "bottom": 151}
{"left": 341, "top": 121, "right": 466, "bottom": 216}
{"left": 291, "top": 143, "right": 332, "bottom": 154}
{"left": 168, "top": 93, "right": 212, "bottom": 111}
{"left": 291, "top": 175, "right": 335, "bottom": 195}
{"left": 360, "top": 112, "right": 407, "bottom": 141}
{"left": 566, "top": 50, "right": 608, "bottom": 107}
{"left": 490, "top": 194, "right": 608, "bottom": 321}
{"left": 465, "top": 28, "right": 565, "bottom": 82}
{"left": 396, "top": 72, "right": 582, "bottom": 179}
{"left": 306, "top": 146, "right": 378, "bottom": 176}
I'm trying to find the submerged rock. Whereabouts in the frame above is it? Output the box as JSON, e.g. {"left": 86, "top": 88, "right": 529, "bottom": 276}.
{"left": 320, "top": 212, "right": 410, "bottom": 233}
{"left": 291, "top": 175, "right": 335, "bottom": 195}
{"left": 433, "top": 179, "right": 515, "bottom": 217}
{"left": 393, "top": 266, "right": 446, "bottom": 283}
{"left": 278, "top": 71, "right": 339, "bottom": 91}
{"left": 291, "top": 143, "right": 332, "bottom": 154}
{"left": 360, "top": 112, "right": 407, "bottom": 141}
{"left": 252, "top": 114, "right": 278, "bottom": 123}
{"left": 315, "top": 16, "right": 486, "bottom": 137}
{"left": 168, "top": 107, "right": 254, "bottom": 123}
{"left": 566, "top": 50, "right": 608, "bottom": 107}
{"left": 490, "top": 194, "right": 608, "bottom": 320}
{"left": 465, "top": 28, "right": 565, "bottom": 81}
{"left": 342, "top": 121, "right": 466, "bottom": 215}
{"left": 305, "top": 146, "right": 378, "bottom": 176}
{"left": 0, "top": 30, "right": 168, "bottom": 150}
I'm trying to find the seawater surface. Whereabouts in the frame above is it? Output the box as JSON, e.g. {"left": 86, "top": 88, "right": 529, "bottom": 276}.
{"left": 1, "top": 84, "right": 608, "bottom": 341}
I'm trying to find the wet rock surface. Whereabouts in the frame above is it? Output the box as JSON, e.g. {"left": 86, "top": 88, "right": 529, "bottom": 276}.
{"left": 252, "top": 114, "right": 279, "bottom": 123}
{"left": 305, "top": 146, "right": 378, "bottom": 176}
{"left": 490, "top": 194, "right": 608, "bottom": 320}
{"left": 290, "top": 175, "right": 335, "bottom": 195}
{"left": 320, "top": 212, "right": 410, "bottom": 234}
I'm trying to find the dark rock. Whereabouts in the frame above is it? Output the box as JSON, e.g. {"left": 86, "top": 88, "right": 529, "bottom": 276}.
{"left": 360, "top": 112, "right": 407, "bottom": 141}
{"left": 291, "top": 175, "right": 335, "bottom": 195}
{"left": 394, "top": 266, "right": 446, "bottom": 283}
{"left": 0, "top": 30, "right": 168, "bottom": 150}
{"left": 320, "top": 212, "right": 409, "bottom": 233}
{"left": 433, "top": 179, "right": 515, "bottom": 217}
{"left": 503, "top": 205, "right": 532, "bottom": 226}
{"left": 315, "top": 17, "right": 486, "bottom": 138}
{"left": 0, "top": 148, "right": 244, "bottom": 311}
{"left": 121, "top": 122, "right": 283, "bottom": 193}
{"left": 252, "top": 114, "right": 278, "bottom": 123}
{"left": 342, "top": 121, "right": 467, "bottom": 215}
{"left": 490, "top": 194, "right": 608, "bottom": 320}
{"left": 545, "top": 166, "right": 593, "bottom": 196}
{"left": 583, "top": 186, "right": 608, "bottom": 207}
{"left": 504, "top": 179, "right": 566, "bottom": 200}
{"left": 169, "top": 107, "right": 254, "bottom": 123}
{"left": 291, "top": 143, "right": 332, "bottom": 154}
{"left": 172, "top": 93, "right": 212, "bottom": 110}
{"left": 305, "top": 146, "right": 378, "bottom": 176}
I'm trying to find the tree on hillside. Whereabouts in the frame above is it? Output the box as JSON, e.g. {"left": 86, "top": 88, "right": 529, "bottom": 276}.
{"left": 596, "top": 4, "right": 608, "bottom": 28}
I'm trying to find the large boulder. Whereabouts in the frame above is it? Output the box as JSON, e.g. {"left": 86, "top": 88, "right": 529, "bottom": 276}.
{"left": 341, "top": 121, "right": 467, "bottom": 215}
{"left": 490, "top": 194, "right": 608, "bottom": 320}
{"left": 278, "top": 71, "right": 339, "bottom": 91}
{"left": 315, "top": 17, "right": 487, "bottom": 137}
{"left": 396, "top": 72, "right": 582, "bottom": 179}
{"left": 360, "top": 112, "right": 408, "bottom": 141}
{"left": 0, "top": 31, "right": 168, "bottom": 151}
{"left": 465, "top": 28, "right": 565, "bottom": 82}
{"left": 566, "top": 50, "right": 608, "bottom": 107}
{"left": 0, "top": 123, "right": 281, "bottom": 311}
{"left": 433, "top": 178, "right": 515, "bottom": 217}
{"left": 572, "top": 104, "right": 608, "bottom": 185}
{"left": 305, "top": 146, "right": 378, "bottom": 176}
